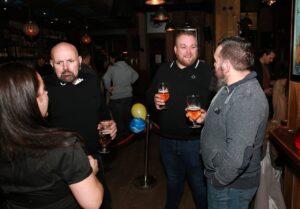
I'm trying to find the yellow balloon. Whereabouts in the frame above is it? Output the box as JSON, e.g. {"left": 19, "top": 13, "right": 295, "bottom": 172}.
{"left": 131, "top": 103, "right": 147, "bottom": 120}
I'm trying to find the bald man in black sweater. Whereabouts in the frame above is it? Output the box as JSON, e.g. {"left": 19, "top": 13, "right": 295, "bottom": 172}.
{"left": 45, "top": 42, "right": 117, "bottom": 209}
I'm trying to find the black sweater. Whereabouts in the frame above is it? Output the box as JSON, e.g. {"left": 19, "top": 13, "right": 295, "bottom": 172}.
{"left": 146, "top": 59, "right": 213, "bottom": 140}
{"left": 44, "top": 72, "right": 110, "bottom": 154}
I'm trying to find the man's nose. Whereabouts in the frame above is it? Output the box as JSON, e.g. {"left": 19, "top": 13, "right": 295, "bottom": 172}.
{"left": 63, "top": 62, "right": 68, "bottom": 69}
{"left": 186, "top": 48, "right": 192, "bottom": 55}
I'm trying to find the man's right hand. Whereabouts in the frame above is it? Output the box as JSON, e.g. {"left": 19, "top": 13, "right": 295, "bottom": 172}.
{"left": 264, "top": 87, "right": 272, "bottom": 95}
{"left": 154, "top": 93, "right": 165, "bottom": 110}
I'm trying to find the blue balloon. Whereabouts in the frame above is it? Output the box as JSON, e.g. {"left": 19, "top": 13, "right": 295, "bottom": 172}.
{"left": 130, "top": 118, "right": 146, "bottom": 134}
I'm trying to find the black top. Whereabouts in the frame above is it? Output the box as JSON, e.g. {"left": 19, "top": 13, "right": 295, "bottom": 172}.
{"left": 252, "top": 58, "right": 263, "bottom": 87}
{"left": 0, "top": 137, "right": 91, "bottom": 209}
{"left": 44, "top": 72, "right": 110, "bottom": 154}
{"left": 146, "top": 59, "right": 213, "bottom": 140}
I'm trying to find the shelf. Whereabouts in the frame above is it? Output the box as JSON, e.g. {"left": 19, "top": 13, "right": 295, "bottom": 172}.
{"left": 0, "top": 20, "right": 67, "bottom": 60}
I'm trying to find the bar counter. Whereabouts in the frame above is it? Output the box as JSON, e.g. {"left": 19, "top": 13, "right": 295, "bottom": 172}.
{"left": 269, "top": 127, "right": 300, "bottom": 209}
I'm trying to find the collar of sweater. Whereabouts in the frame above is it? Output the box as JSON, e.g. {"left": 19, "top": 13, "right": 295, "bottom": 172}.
{"left": 226, "top": 71, "right": 257, "bottom": 94}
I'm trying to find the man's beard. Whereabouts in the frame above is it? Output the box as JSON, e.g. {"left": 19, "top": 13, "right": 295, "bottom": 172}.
{"left": 214, "top": 67, "right": 226, "bottom": 86}
{"left": 59, "top": 70, "right": 76, "bottom": 83}
{"left": 216, "top": 78, "right": 225, "bottom": 89}
{"left": 177, "top": 56, "right": 197, "bottom": 68}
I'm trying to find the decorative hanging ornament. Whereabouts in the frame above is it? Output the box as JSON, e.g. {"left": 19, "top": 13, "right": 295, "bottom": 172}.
{"left": 23, "top": 20, "right": 40, "bottom": 38}
{"left": 81, "top": 33, "right": 92, "bottom": 44}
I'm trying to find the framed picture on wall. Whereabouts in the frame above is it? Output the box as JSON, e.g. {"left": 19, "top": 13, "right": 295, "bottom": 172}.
{"left": 291, "top": 0, "right": 300, "bottom": 81}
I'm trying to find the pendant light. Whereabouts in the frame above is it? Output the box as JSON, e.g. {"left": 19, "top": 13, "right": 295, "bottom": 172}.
{"left": 267, "top": 0, "right": 276, "bottom": 5}
{"left": 177, "top": 12, "right": 195, "bottom": 31}
{"left": 81, "top": 25, "right": 92, "bottom": 44}
{"left": 262, "top": 0, "right": 277, "bottom": 6}
{"left": 145, "top": 0, "right": 165, "bottom": 5}
{"left": 153, "top": 6, "right": 169, "bottom": 21}
{"left": 23, "top": 9, "right": 39, "bottom": 38}
{"left": 23, "top": 20, "right": 40, "bottom": 38}
{"left": 165, "top": 20, "right": 175, "bottom": 32}
{"left": 81, "top": 33, "right": 92, "bottom": 44}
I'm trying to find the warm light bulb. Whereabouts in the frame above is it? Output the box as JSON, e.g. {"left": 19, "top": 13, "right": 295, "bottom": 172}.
{"left": 81, "top": 33, "right": 92, "bottom": 44}
{"left": 23, "top": 21, "right": 40, "bottom": 37}
{"left": 267, "top": 0, "right": 277, "bottom": 6}
{"left": 145, "top": 0, "right": 165, "bottom": 5}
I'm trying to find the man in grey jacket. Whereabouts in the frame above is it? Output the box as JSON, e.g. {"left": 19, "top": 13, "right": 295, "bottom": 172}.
{"left": 103, "top": 52, "right": 139, "bottom": 140}
{"left": 194, "top": 36, "right": 269, "bottom": 209}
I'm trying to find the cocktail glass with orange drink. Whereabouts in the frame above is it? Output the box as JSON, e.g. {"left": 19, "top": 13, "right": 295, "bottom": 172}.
{"left": 158, "top": 82, "right": 170, "bottom": 109}
{"left": 186, "top": 95, "right": 202, "bottom": 128}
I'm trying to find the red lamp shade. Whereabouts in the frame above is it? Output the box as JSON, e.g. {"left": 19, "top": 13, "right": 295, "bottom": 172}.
{"left": 81, "top": 33, "right": 92, "bottom": 44}
{"left": 23, "top": 21, "right": 39, "bottom": 37}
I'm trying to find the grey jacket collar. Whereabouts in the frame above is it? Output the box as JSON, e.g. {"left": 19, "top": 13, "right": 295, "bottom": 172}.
{"left": 226, "top": 71, "right": 257, "bottom": 94}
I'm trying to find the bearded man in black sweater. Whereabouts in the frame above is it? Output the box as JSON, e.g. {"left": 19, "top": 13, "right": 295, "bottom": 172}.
{"left": 147, "top": 31, "right": 213, "bottom": 209}
{"left": 44, "top": 42, "right": 117, "bottom": 209}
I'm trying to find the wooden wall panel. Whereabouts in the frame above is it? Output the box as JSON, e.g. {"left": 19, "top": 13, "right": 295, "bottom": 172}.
{"left": 215, "top": 0, "right": 240, "bottom": 43}
{"left": 288, "top": 81, "right": 300, "bottom": 131}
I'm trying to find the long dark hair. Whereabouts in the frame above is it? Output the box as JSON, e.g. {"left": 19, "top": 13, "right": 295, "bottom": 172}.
{"left": 0, "top": 63, "right": 84, "bottom": 160}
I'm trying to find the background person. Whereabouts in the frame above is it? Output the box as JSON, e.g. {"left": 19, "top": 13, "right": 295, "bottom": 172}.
{"left": 0, "top": 63, "right": 103, "bottom": 209}
{"left": 253, "top": 48, "right": 276, "bottom": 118}
{"left": 35, "top": 54, "right": 53, "bottom": 78}
{"left": 80, "top": 47, "right": 100, "bottom": 77}
{"left": 199, "top": 36, "right": 269, "bottom": 209}
{"left": 146, "top": 30, "right": 213, "bottom": 209}
{"left": 45, "top": 42, "right": 117, "bottom": 209}
{"left": 79, "top": 47, "right": 105, "bottom": 97}
{"left": 102, "top": 52, "right": 139, "bottom": 141}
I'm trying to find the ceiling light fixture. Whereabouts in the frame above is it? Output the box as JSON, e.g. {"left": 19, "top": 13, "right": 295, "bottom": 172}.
{"left": 262, "top": 0, "right": 277, "bottom": 6}
{"left": 175, "top": 12, "right": 194, "bottom": 31}
{"left": 267, "top": 0, "right": 276, "bottom": 5}
{"left": 145, "top": 0, "right": 165, "bottom": 5}
{"left": 183, "top": 21, "right": 192, "bottom": 29}
{"left": 152, "top": 6, "right": 169, "bottom": 21}
{"left": 23, "top": 9, "right": 39, "bottom": 38}
{"left": 23, "top": 20, "right": 40, "bottom": 38}
{"left": 81, "top": 33, "right": 92, "bottom": 44}
{"left": 165, "top": 20, "right": 175, "bottom": 32}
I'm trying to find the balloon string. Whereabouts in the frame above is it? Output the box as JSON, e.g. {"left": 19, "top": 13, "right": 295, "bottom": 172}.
{"left": 151, "top": 121, "right": 160, "bottom": 131}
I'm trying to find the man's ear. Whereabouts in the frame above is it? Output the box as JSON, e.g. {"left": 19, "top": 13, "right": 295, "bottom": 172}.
{"left": 222, "top": 59, "right": 231, "bottom": 74}
{"left": 78, "top": 56, "right": 82, "bottom": 65}
{"left": 50, "top": 60, "right": 54, "bottom": 68}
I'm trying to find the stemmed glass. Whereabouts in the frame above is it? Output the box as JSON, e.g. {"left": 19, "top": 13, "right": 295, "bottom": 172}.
{"left": 186, "top": 95, "right": 202, "bottom": 128}
{"left": 158, "top": 82, "right": 170, "bottom": 109}
{"left": 98, "top": 120, "right": 113, "bottom": 154}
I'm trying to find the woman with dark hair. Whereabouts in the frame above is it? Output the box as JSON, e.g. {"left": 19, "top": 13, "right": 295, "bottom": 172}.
{"left": 0, "top": 63, "right": 103, "bottom": 209}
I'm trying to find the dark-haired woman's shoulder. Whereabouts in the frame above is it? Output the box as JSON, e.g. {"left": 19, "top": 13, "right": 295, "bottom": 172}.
{"left": 62, "top": 135, "right": 85, "bottom": 149}
{"left": 45, "top": 135, "right": 92, "bottom": 185}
